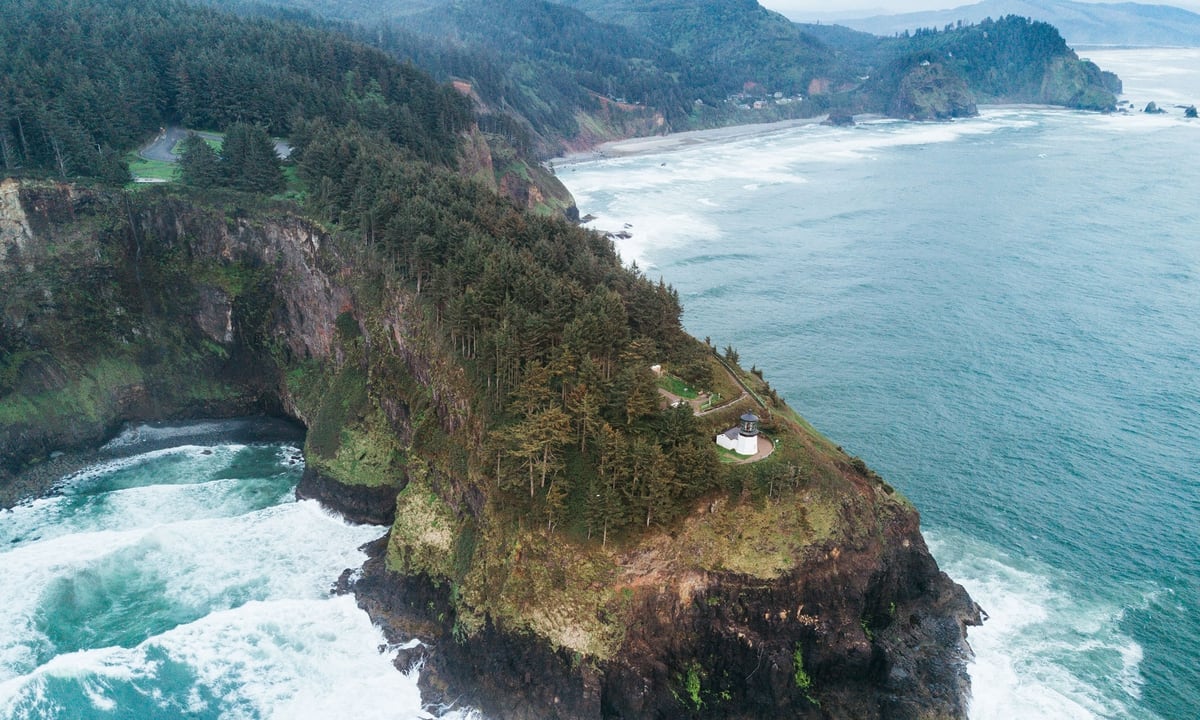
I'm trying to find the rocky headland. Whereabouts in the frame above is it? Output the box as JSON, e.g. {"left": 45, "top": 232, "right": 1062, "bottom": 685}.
{"left": 0, "top": 178, "right": 980, "bottom": 718}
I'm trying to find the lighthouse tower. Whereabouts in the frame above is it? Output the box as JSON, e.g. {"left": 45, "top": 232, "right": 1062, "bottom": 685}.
{"left": 736, "top": 412, "right": 759, "bottom": 455}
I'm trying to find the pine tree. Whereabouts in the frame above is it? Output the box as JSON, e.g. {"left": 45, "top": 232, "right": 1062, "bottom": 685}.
{"left": 221, "top": 122, "right": 284, "bottom": 194}
{"left": 178, "top": 133, "right": 221, "bottom": 188}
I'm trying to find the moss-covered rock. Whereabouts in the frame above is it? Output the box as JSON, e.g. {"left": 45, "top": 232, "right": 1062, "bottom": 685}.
{"left": 889, "top": 63, "right": 978, "bottom": 121}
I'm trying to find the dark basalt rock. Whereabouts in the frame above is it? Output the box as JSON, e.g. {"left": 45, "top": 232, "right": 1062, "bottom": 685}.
{"left": 353, "top": 505, "right": 982, "bottom": 720}
{"left": 295, "top": 465, "right": 403, "bottom": 525}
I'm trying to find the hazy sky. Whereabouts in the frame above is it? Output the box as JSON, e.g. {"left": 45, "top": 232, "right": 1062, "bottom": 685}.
{"left": 760, "top": 0, "right": 1200, "bottom": 19}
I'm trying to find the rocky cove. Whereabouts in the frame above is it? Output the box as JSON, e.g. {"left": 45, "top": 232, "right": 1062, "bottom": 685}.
{"left": 0, "top": 178, "right": 980, "bottom": 719}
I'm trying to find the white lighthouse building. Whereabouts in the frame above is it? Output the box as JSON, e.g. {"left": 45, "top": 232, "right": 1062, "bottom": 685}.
{"left": 716, "top": 412, "right": 760, "bottom": 456}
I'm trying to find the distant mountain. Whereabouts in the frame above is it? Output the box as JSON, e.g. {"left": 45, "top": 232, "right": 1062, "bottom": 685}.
{"left": 206, "top": 0, "right": 1119, "bottom": 152}
{"left": 840, "top": 0, "right": 1200, "bottom": 46}
{"left": 557, "top": 0, "right": 841, "bottom": 94}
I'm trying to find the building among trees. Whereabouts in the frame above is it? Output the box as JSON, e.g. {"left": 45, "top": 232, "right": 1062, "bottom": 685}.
{"left": 716, "top": 412, "right": 759, "bottom": 455}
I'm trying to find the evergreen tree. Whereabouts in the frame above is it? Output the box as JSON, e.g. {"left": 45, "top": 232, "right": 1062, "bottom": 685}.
{"left": 221, "top": 122, "right": 284, "bottom": 194}
{"left": 178, "top": 133, "right": 222, "bottom": 188}
{"left": 590, "top": 422, "right": 627, "bottom": 546}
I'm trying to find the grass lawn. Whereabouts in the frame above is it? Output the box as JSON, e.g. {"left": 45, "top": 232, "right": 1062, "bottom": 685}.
{"left": 272, "top": 165, "right": 306, "bottom": 201}
{"left": 707, "top": 355, "right": 743, "bottom": 400}
{"left": 715, "top": 445, "right": 747, "bottom": 464}
{"left": 656, "top": 374, "right": 700, "bottom": 399}
{"left": 125, "top": 153, "right": 178, "bottom": 182}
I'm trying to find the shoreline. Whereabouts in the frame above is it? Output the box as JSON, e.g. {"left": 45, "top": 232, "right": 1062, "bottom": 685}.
{"left": 0, "top": 415, "right": 305, "bottom": 509}
{"left": 551, "top": 115, "right": 837, "bottom": 165}
{"left": 552, "top": 105, "right": 1110, "bottom": 167}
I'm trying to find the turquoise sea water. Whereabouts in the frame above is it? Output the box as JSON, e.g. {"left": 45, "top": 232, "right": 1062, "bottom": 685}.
{"left": 560, "top": 48, "right": 1200, "bottom": 719}
{"left": 0, "top": 433, "right": 465, "bottom": 719}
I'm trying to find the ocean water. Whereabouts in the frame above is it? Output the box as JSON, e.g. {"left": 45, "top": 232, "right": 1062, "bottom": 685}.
{"left": 3, "top": 49, "right": 1196, "bottom": 720}
{"left": 0, "top": 437, "right": 471, "bottom": 720}
{"left": 561, "top": 48, "right": 1200, "bottom": 720}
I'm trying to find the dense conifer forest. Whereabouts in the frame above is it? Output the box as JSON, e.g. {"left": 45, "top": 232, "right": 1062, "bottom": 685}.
{"left": 0, "top": 0, "right": 469, "bottom": 180}
{"left": 0, "top": 0, "right": 761, "bottom": 541}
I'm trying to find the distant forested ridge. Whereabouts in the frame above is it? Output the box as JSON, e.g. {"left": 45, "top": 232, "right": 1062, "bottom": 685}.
{"left": 205, "top": 0, "right": 1120, "bottom": 155}
{"left": 557, "top": 0, "right": 840, "bottom": 97}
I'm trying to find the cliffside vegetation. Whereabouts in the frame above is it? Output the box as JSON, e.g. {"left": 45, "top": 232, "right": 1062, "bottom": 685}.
{"left": 3, "top": 0, "right": 983, "bottom": 716}
{"left": 0, "top": 0, "right": 882, "bottom": 580}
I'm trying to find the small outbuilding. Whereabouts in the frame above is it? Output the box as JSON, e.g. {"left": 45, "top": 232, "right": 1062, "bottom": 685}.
{"left": 716, "top": 412, "right": 760, "bottom": 456}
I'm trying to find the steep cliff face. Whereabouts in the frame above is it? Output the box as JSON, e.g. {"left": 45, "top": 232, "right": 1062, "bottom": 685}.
{"left": 0, "top": 183, "right": 269, "bottom": 482}
{"left": 0, "top": 182, "right": 979, "bottom": 718}
{"left": 888, "top": 64, "right": 978, "bottom": 121}
{"left": 1038, "top": 56, "right": 1121, "bottom": 111}
{"left": 357, "top": 458, "right": 979, "bottom": 720}
{"left": 459, "top": 126, "right": 580, "bottom": 221}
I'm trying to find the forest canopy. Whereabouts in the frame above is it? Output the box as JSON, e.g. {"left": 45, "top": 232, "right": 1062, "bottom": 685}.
{"left": 0, "top": 0, "right": 470, "bottom": 179}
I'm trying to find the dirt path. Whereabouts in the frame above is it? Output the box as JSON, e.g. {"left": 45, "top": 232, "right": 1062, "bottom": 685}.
{"left": 731, "top": 435, "right": 776, "bottom": 464}
{"left": 712, "top": 355, "right": 767, "bottom": 411}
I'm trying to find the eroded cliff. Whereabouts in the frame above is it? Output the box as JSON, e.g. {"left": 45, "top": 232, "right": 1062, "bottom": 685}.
{"left": 0, "top": 181, "right": 979, "bottom": 718}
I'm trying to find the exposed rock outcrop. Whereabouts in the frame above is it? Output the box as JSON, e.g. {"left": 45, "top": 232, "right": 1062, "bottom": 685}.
{"left": 1, "top": 181, "right": 979, "bottom": 719}
{"left": 355, "top": 477, "right": 981, "bottom": 719}
{"left": 296, "top": 466, "right": 402, "bottom": 525}
{"left": 889, "top": 64, "right": 978, "bottom": 121}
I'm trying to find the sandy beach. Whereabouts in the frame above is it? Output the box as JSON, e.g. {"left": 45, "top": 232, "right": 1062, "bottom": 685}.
{"left": 550, "top": 115, "right": 835, "bottom": 166}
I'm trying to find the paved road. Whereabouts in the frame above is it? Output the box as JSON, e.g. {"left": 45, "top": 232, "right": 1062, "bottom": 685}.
{"left": 138, "top": 127, "right": 291, "bottom": 163}
{"left": 140, "top": 127, "right": 199, "bottom": 162}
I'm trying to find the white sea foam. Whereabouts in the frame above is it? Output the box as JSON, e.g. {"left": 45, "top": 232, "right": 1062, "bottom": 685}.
{"left": 569, "top": 113, "right": 1039, "bottom": 269}
{"left": 56, "top": 443, "right": 248, "bottom": 494}
{"left": 0, "top": 597, "right": 473, "bottom": 720}
{"left": 0, "top": 474, "right": 294, "bottom": 550}
{"left": 925, "top": 530, "right": 1162, "bottom": 720}
{"left": 151, "top": 597, "right": 430, "bottom": 720}
{"left": 0, "top": 488, "right": 382, "bottom": 685}
{"left": 100, "top": 421, "right": 240, "bottom": 450}
{"left": 0, "top": 440, "right": 488, "bottom": 719}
